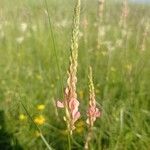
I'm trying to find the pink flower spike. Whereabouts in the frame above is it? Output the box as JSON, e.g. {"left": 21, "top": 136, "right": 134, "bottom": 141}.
{"left": 56, "top": 101, "right": 64, "bottom": 108}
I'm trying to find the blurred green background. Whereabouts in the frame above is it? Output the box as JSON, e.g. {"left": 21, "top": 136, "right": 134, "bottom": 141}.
{"left": 0, "top": 0, "right": 150, "bottom": 149}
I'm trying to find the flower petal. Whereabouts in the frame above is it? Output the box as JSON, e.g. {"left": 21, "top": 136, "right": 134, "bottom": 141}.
{"left": 74, "top": 111, "right": 80, "bottom": 123}
{"left": 95, "top": 108, "right": 101, "bottom": 117}
{"left": 56, "top": 101, "right": 64, "bottom": 108}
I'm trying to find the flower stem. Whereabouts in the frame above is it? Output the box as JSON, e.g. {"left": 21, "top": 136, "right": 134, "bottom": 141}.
{"left": 67, "top": 130, "right": 72, "bottom": 150}
{"left": 84, "top": 127, "right": 92, "bottom": 150}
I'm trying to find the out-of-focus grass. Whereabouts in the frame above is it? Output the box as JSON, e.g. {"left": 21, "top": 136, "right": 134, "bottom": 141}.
{"left": 0, "top": 0, "right": 150, "bottom": 149}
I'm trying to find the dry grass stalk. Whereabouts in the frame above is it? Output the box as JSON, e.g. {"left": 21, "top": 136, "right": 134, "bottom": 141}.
{"left": 141, "top": 22, "right": 149, "bottom": 52}
{"left": 97, "top": 0, "right": 105, "bottom": 49}
{"left": 119, "top": 0, "right": 129, "bottom": 30}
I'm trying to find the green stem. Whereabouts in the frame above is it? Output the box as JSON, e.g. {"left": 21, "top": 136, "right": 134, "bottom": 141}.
{"left": 20, "top": 101, "right": 53, "bottom": 150}
{"left": 71, "top": 136, "right": 82, "bottom": 148}
{"left": 67, "top": 130, "right": 71, "bottom": 150}
{"left": 44, "top": 0, "right": 64, "bottom": 96}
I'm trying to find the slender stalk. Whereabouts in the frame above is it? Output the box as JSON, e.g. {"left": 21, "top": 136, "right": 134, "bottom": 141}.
{"left": 84, "top": 67, "right": 101, "bottom": 149}
{"left": 44, "top": 0, "right": 64, "bottom": 95}
{"left": 97, "top": 0, "right": 105, "bottom": 50}
{"left": 67, "top": 130, "right": 71, "bottom": 150}
{"left": 84, "top": 127, "right": 93, "bottom": 150}
{"left": 40, "top": 134, "right": 53, "bottom": 150}
{"left": 20, "top": 101, "right": 53, "bottom": 150}
{"left": 71, "top": 136, "right": 83, "bottom": 148}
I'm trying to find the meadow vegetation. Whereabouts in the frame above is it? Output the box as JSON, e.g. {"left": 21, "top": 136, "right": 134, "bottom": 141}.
{"left": 0, "top": 0, "right": 150, "bottom": 149}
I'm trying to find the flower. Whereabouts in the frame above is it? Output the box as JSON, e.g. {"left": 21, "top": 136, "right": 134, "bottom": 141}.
{"left": 19, "top": 114, "right": 27, "bottom": 121}
{"left": 16, "top": 36, "right": 24, "bottom": 44}
{"left": 56, "top": 101, "right": 64, "bottom": 108}
{"left": 56, "top": 0, "right": 81, "bottom": 134}
{"left": 86, "top": 67, "right": 101, "bottom": 127}
{"left": 37, "top": 104, "right": 45, "bottom": 111}
{"left": 20, "top": 22, "right": 28, "bottom": 32}
{"left": 34, "top": 115, "right": 45, "bottom": 125}
{"left": 84, "top": 67, "right": 101, "bottom": 150}
{"left": 69, "top": 98, "right": 80, "bottom": 122}
{"left": 86, "top": 106, "right": 100, "bottom": 126}
{"left": 57, "top": 96, "right": 80, "bottom": 130}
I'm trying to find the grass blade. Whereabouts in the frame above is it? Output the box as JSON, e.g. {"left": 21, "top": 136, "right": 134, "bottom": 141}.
{"left": 20, "top": 101, "right": 54, "bottom": 150}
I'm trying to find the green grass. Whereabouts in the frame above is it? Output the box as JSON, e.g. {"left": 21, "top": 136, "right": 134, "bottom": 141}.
{"left": 0, "top": 0, "right": 150, "bottom": 149}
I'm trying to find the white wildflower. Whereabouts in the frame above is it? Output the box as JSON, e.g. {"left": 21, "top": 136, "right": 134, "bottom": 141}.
{"left": 16, "top": 36, "right": 24, "bottom": 44}
{"left": 116, "top": 39, "right": 123, "bottom": 47}
{"left": 20, "top": 22, "right": 28, "bottom": 32}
